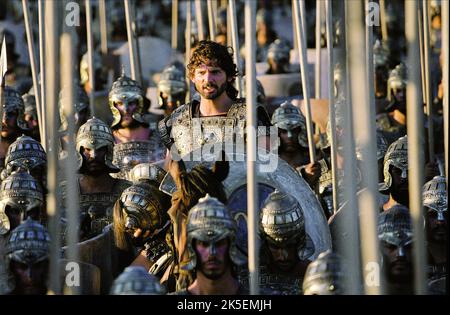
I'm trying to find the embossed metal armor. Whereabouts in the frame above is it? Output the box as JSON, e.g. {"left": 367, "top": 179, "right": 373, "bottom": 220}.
{"left": 108, "top": 72, "right": 146, "bottom": 128}
{"left": 0, "top": 172, "right": 44, "bottom": 235}
{"left": 112, "top": 139, "right": 166, "bottom": 180}
{"left": 5, "top": 217, "right": 50, "bottom": 265}
{"left": 271, "top": 100, "right": 308, "bottom": 148}
{"left": 387, "top": 63, "right": 407, "bottom": 102}
{"left": 157, "top": 65, "right": 187, "bottom": 109}
{"left": 110, "top": 266, "right": 165, "bottom": 295}
{"left": 302, "top": 250, "right": 345, "bottom": 295}
{"left": 3, "top": 135, "right": 46, "bottom": 177}
{"left": 2, "top": 86, "right": 28, "bottom": 130}
{"left": 76, "top": 117, "right": 119, "bottom": 173}
{"left": 184, "top": 194, "right": 246, "bottom": 271}
{"left": 378, "top": 204, "right": 413, "bottom": 251}
{"left": 423, "top": 175, "right": 447, "bottom": 220}
{"left": 158, "top": 100, "right": 265, "bottom": 157}
{"left": 260, "top": 190, "right": 314, "bottom": 261}
{"left": 59, "top": 85, "right": 90, "bottom": 131}
{"left": 379, "top": 135, "right": 408, "bottom": 192}
{"left": 129, "top": 162, "right": 167, "bottom": 186}
{"left": 119, "top": 183, "right": 170, "bottom": 238}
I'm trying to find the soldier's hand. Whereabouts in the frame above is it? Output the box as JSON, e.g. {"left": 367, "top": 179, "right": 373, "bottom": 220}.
{"left": 303, "top": 162, "right": 321, "bottom": 186}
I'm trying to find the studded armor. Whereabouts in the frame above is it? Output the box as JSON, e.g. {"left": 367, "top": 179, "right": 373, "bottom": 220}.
{"left": 3, "top": 135, "right": 46, "bottom": 177}
{"left": 2, "top": 86, "right": 28, "bottom": 130}
{"left": 378, "top": 204, "right": 413, "bottom": 249}
{"left": 158, "top": 100, "right": 268, "bottom": 157}
{"left": 271, "top": 101, "right": 308, "bottom": 148}
{"left": 76, "top": 117, "right": 119, "bottom": 173}
{"left": 109, "top": 73, "right": 146, "bottom": 128}
{"left": 423, "top": 175, "right": 447, "bottom": 220}
{"left": 0, "top": 172, "right": 44, "bottom": 235}
{"left": 112, "top": 139, "right": 166, "bottom": 180}
{"left": 302, "top": 250, "right": 345, "bottom": 295}
{"left": 129, "top": 163, "right": 167, "bottom": 186}
{"left": 157, "top": 65, "right": 187, "bottom": 109}
{"left": 110, "top": 266, "right": 166, "bottom": 295}
{"left": 5, "top": 218, "right": 50, "bottom": 265}
{"left": 260, "top": 190, "right": 314, "bottom": 261}
{"left": 379, "top": 135, "right": 408, "bottom": 192}
{"left": 184, "top": 194, "right": 246, "bottom": 271}
{"left": 59, "top": 85, "right": 90, "bottom": 131}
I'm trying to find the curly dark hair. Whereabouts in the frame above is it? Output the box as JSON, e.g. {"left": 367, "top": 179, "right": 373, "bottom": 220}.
{"left": 187, "top": 40, "right": 239, "bottom": 99}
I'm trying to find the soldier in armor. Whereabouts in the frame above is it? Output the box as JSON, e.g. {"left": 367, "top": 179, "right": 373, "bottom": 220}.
{"left": 257, "top": 190, "right": 314, "bottom": 295}
{"left": 423, "top": 175, "right": 447, "bottom": 290}
{"left": 377, "top": 205, "right": 414, "bottom": 294}
{"left": 379, "top": 136, "right": 409, "bottom": 211}
{"left": 376, "top": 63, "right": 408, "bottom": 145}
{"left": 4, "top": 218, "right": 50, "bottom": 295}
{"left": 171, "top": 194, "right": 247, "bottom": 295}
{"left": 271, "top": 101, "right": 321, "bottom": 187}
{"left": 1, "top": 86, "right": 29, "bottom": 171}
{"left": 79, "top": 50, "right": 108, "bottom": 95}
{"left": 1, "top": 135, "right": 47, "bottom": 189}
{"left": 0, "top": 171, "right": 44, "bottom": 235}
{"left": 110, "top": 266, "right": 165, "bottom": 295}
{"left": 302, "top": 250, "right": 345, "bottom": 295}
{"left": 157, "top": 64, "right": 187, "bottom": 117}
{"left": 373, "top": 40, "right": 391, "bottom": 114}
{"left": 62, "top": 117, "right": 130, "bottom": 240}
{"left": 109, "top": 71, "right": 166, "bottom": 180}
{"left": 158, "top": 40, "right": 271, "bottom": 160}
{"left": 266, "top": 39, "right": 292, "bottom": 75}
{"left": 22, "top": 93, "right": 40, "bottom": 142}
{"left": 112, "top": 182, "right": 172, "bottom": 283}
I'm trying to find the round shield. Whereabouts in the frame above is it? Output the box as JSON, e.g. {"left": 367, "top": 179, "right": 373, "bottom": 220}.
{"left": 160, "top": 149, "right": 331, "bottom": 260}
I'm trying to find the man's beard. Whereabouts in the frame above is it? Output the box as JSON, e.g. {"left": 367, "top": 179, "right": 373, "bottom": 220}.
{"left": 79, "top": 160, "right": 108, "bottom": 175}
{"left": 429, "top": 225, "right": 448, "bottom": 244}
{"left": 1, "top": 126, "right": 20, "bottom": 141}
{"left": 199, "top": 258, "right": 227, "bottom": 280}
{"left": 196, "top": 81, "right": 228, "bottom": 100}
{"left": 386, "top": 258, "right": 413, "bottom": 284}
{"left": 390, "top": 183, "right": 409, "bottom": 207}
{"left": 119, "top": 117, "right": 140, "bottom": 129}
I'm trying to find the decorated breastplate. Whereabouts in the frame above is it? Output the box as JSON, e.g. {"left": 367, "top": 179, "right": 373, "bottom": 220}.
{"left": 112, "top": 139, "right": 166, "bottom": 180}
{"left": 170, "top": 102, "right": 247, "bottom": 157}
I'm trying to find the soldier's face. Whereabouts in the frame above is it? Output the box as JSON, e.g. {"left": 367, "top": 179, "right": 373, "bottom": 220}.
{"left": 389, "top": 165, "right": 409, "bottom": 207}
{"left": 10, "top": 259, "right": 49, "bottom": 295}
{"left": 267, "top": 242, "right": 298, "bottom": 272}
{"left": 279, "top": 127, "right": 302, "bottom": 152}
{"left": 381, "top": 241, "right": 413, "bottom": 283}
{"left": 81, "top": 146, "right": 108, "bottom": 174}
{"left": 426, "top": 208, "right": 448, "bottom": 244}
{"left": 192, "top": 64, "right": 229, "bottom": 100}
{"left": 115, "top": 99, "right": 139, "bottom": 128}
{"left": 195, "top": 237, "right": 230, "bottom": 280}
{"left": 1, "top": 110, "right": 19, "bottom": 139}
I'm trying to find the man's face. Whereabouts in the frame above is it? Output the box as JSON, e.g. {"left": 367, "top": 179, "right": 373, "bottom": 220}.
{"left": 10, "top": 260, "right": 49, "bottom": 295}
{"left": 24, "top": 113, "right": 40, "bottom": 139}
{"left": 393, "top": 88, "right": 407, "bottom": 114}
{"left": 389, "top": 165, "right": 409, "bottom": 206}
{"left": 81, "top": 146, "right": 108, "bottom": 175}
{"left": 5, "top": 204, "right": 41, "bottom": 231}
{"left": 192, "top": 63, "right": 229, "bottom": 100}
{"left": 426, "top": 208, "right": 448, "bottom": 244}
{"left": 381, "top": 240, "right": 413, "bottom": 283}
{"left": 1, "top": 110, "right": 19, "bottom": 139}
{"left": 114, "top": 99, "right": 140, "bottom": 128}
{"left": 267, "top": 241, "right": 298, "bottom": 272}
{"left": 195, "top": 237, "right": 230, "bottom": 280}
{"left": 278, "top": 127, "right": 302, "bottom": 153}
